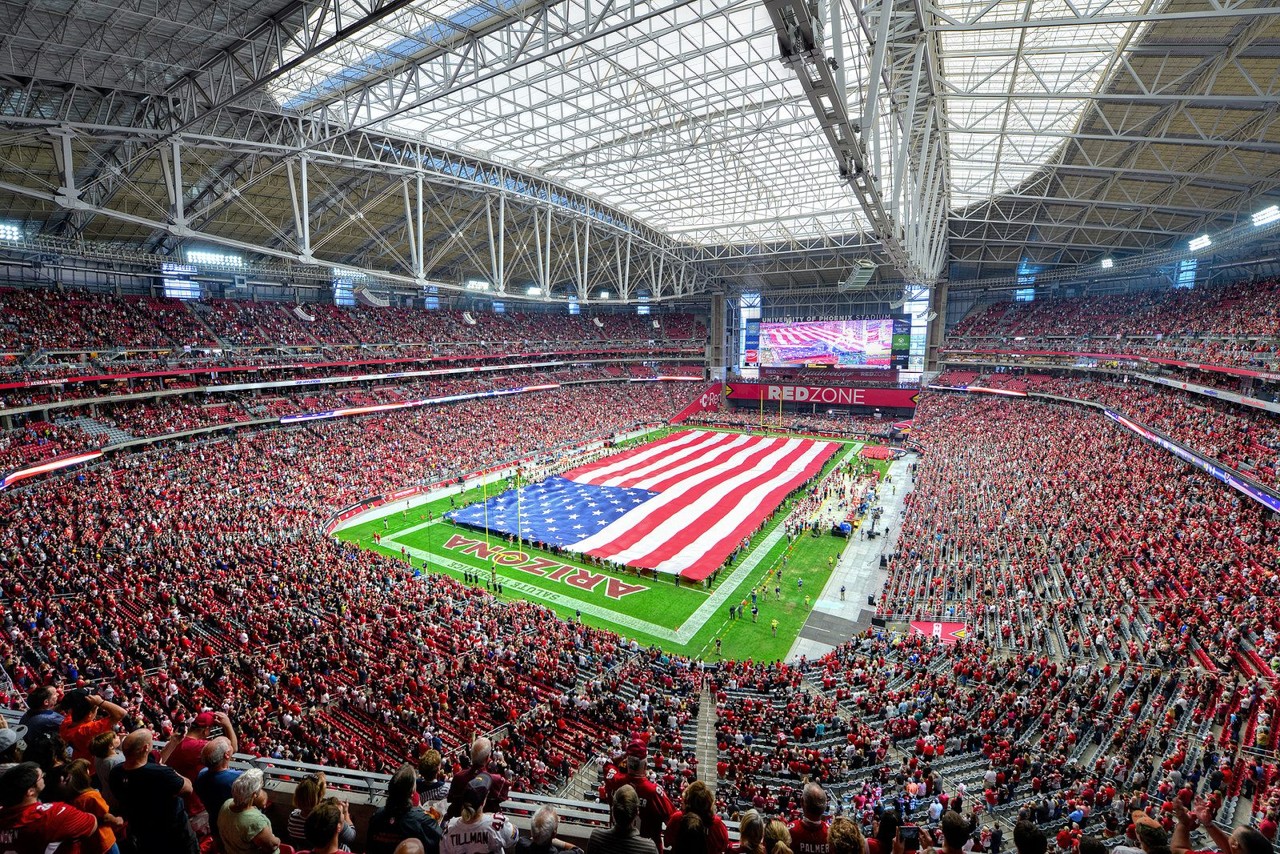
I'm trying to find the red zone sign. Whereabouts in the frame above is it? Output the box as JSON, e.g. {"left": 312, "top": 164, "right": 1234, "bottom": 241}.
{"left": 441, "top": 533, "right": 647, "bottom": 600}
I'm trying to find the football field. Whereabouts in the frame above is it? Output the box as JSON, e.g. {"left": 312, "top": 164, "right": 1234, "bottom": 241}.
{"left": 337, "top": 428, "right": 882, "bottom": 661}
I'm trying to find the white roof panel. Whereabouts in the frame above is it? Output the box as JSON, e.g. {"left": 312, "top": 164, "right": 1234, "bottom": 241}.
{"left": 269, "top": 0, "right": 1160, "bottom": 243}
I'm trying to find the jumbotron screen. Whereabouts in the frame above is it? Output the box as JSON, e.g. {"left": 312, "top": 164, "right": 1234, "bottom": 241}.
{"left": 751, "top": 317, "right": 911, "bottom": 369}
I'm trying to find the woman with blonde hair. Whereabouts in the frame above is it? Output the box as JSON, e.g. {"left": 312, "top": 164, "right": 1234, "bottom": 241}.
{"left": 765, "top": 820, "right": 794, "bottom": 854}
{"left": 289, "top": 772, "right": 356, "bottom": 850}
{"left": 828, "top": 818, "right": 869, "bottom": 854}
{"left": 664, "top": 781, "right": 729, "bottom": 854}
{"left": 734, "top": 810, "right": 767, "bottom": 854}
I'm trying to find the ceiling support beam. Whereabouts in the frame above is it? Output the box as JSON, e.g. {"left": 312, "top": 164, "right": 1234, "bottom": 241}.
{"left": 765, "top": 0, "right": 948, "bottom": 285}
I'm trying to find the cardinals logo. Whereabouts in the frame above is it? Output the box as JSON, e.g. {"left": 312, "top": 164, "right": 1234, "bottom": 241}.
{"left": 909, "top": 621, "right": 968, "bottom": 644}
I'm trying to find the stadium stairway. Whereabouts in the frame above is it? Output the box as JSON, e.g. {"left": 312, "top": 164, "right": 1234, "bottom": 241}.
{"left": 696, "top": 685, "right": 718, "bottom": 791}
{"left": 56, "top": 414, "right": 134, "bottom": 445}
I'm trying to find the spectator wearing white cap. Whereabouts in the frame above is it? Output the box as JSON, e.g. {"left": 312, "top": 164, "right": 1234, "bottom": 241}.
{"left": 0, "top": 725, "right": 27, "bottom": 770}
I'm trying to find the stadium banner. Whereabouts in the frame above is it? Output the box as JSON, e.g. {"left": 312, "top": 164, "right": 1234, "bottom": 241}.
{"left": 0, "top": 346, "right": 702, "bottom": 392}
{"left": 1103, "top": 410, "right": 1280, "bottom": 514}
{"left": 724, "top": 382, "right": 919, "bottom": 408}
{"left": 1142, "top": 374, "right": 1280, "bottom": 416}
{"left": 909, "top": 621, "right": 969, "bottom": 644}
{"left": 0, "top": 450, "right": 104, "bottom": 491}
{"left": 945, "top": 347, "right": 1280, "bottom": 383}
{"left": 927, "top": 383, "right": 1028, "bottom": 398}
{"left": 744, "top": 319, "right": 761, "bottom": 365}
{"left": 670, "top": 383, "right": 724, "bottom": 424}
{"left": 761, "top": 367, "right": 898, "bottom": 383}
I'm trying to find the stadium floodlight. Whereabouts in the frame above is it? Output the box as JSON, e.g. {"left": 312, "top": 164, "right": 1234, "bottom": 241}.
{"left": 464, "top": 278, "right": 490, "bottom": 291}
{"left": 1253, "top": 205, "right": 1280, "bottom": 227}
{"left": 599, "top": 290, "right": 610, "bottom": 299}
{"left": 1188, "top": 235, "right": 1212, "bottom": 252}
{"left": 187, "top": 248, "right": 243, "bottom": 268}
{"left": 526, "top": 286, "right": 543, "bottom": 296}
{"left": 1101, "top": 258, "right": 1114, "bottom": 269}
{"left": 0, "top": 222, "right": 22, "bottom": 242}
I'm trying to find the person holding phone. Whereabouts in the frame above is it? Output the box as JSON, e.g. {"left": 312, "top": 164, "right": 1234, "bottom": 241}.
{"left": 895, "top": 812, "right": 968, "bottom": 854}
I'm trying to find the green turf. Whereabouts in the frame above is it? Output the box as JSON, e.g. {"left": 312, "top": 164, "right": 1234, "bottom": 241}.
{"left": 336, "top": 427, "right": 886, "bottom": 660}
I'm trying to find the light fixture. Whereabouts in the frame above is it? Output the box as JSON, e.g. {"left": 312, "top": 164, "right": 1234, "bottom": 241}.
{"left": 599, "top": 291, "right": 610, "bottom": 300}
{"left": 464, "top": 279, "right": 490, "bottom": 291}
{"left": 1253, "top": 205, "right": 1280, "bottom": 227}
{"left": 1188, "top": 235, "right": 1212, "bottom": 252}
{"left": 1100, "top": 258, "right": 1114, "bottom": 269}
{"left": 0, "top": 222, "right": 23, "bottom": 242}
{"left": 187, "top": 249, "right": 243, "bottom": 268}
{"left": 526, "top": 286, "right": 542, "bottom": 296}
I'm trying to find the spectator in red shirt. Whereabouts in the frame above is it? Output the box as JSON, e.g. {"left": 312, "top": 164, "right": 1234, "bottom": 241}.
{"left": 160, "top": 709, "right": 237, "bottom": 822}
{"left": 601, "top": 742, "right": 674, "bottom": 852}
{"left": 0, "top": 762, "right": 97, "bottom": 854}
{"left": 445, "top": 738, "right": 511, "bottom": 820}
{"left": 788, "top": 784, "right": 830, "bottom": 854}
{"left": 58, "top": 692, "right": 126, "bottom": 763}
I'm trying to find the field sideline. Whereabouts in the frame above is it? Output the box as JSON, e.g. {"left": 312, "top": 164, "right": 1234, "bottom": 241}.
{"left": 337, "top": 427, "right": 882, "bottom": 661}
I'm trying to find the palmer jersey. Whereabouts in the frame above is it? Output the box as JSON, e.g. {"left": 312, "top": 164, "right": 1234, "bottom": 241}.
{"left": 788, "top": 818, "right": 830, "bottom": 854}
{"left": 442, "top": 813, "right": 519, "bottom": 854}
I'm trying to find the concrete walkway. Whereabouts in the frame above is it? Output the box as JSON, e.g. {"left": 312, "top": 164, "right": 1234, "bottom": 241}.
{"left": 695, "top": 687, "right": 718, "bottom": 790}
{"left": 786, "top": 453, "right": 916, "bottom": 661}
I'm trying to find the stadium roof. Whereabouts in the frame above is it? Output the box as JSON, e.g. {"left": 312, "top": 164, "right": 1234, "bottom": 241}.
{"left": 0, "top": 0, "right": 1277, "bottom": 296}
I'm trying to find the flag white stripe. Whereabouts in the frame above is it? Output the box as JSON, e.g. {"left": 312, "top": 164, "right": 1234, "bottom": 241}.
{"left": 648, "top": 440, "right": 833, "bottom": 574}
{"left": 602, "top": 432, "right": 759, "bottom": 489}
{"left": 571, "top": 430, "right": 706, "bottom": 484}
{"left": 573, "top": 437, "right": 808, "bottom": 562}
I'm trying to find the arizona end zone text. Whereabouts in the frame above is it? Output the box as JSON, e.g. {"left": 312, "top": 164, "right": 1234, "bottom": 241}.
{"left": 442, "top": 533, "right": 647, "bottom": 599}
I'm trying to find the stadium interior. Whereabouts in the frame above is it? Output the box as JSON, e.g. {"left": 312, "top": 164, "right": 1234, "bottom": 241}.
{"left": 0, "top": 0, "right": 1279, "bottom": 853}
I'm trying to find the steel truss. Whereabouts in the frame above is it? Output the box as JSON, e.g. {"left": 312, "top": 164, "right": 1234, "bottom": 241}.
{"left": 763, "top": 0, "right": 949, "bottom": 285}
{"left": 0, "top": 0, "right": 1278, "bottom": 299}
{"left": 0, "top": 107, "right": 720, "bottom": 301}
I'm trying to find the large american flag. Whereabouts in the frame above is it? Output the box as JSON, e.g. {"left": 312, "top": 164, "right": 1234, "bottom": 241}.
{"left": 447, "top": 430, "right": 838, "bottom": 580}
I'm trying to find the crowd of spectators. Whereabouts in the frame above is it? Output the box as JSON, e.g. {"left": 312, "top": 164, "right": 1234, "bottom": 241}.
{"left": 946, "top": 280, "right": 1280, "bottom": 371}
{"left": 0, "top": 366, "right": 710, "bottom": 473}
{"left": 0, "top": 287, "right": 705, "bottom": 356}
{"left": 928, "top": 373, "right": 1280, "bottom": 488}
{"left": 6, "top": 275, "right": 1280, "bottom": 854}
